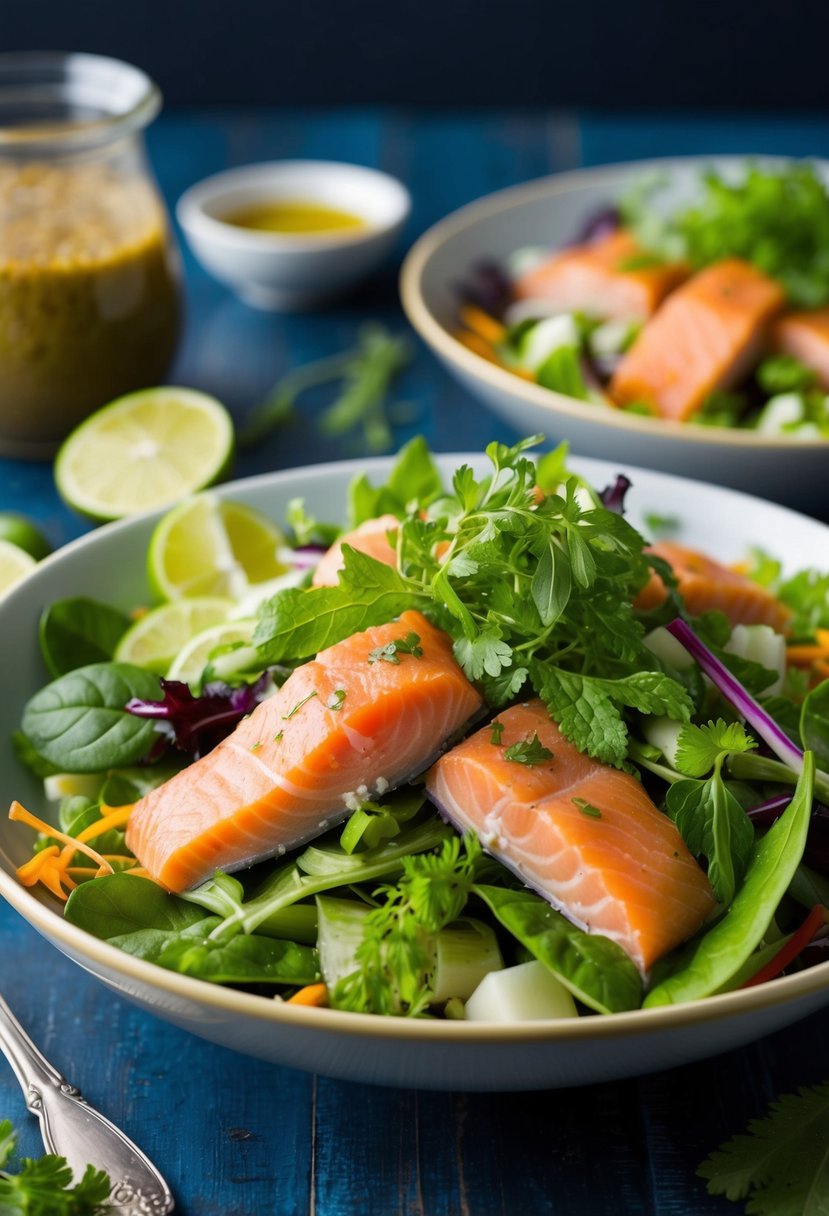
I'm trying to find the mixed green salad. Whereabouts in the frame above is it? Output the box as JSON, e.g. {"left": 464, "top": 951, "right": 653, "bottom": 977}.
{"left": 7, "top": 437, "right": 829, "bottom": 1019}
{"left": 457, "top": 162, "right": 829, "bottom": 435}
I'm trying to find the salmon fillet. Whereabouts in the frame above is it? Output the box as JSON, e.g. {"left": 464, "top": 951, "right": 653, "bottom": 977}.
{"left": 610, "top": 258, "right": 786, "bottom": 421}
{"left": 126, "top": 610, "right": 483, "bottom": 892}
{"left": 772, "top": 308, "right": 829, "bottom": 389}
{"left": 426, "top": 700, "right": 715, "bottom": 972}
{"left": 312, "top": 515, "right": 399, "bottom": 587}
{"left": 636, "top": 541, "right": 791, "bottom": 632}
{"left": 513, "top": 229, "right": 687, "bottom": 323}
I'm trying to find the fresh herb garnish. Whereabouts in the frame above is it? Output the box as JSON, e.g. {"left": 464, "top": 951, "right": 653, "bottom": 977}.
{"left": 490, "top": 720, "right": 505, "bottom": 745}
{"left": 622, "top": 162, "right": 829, "bottom": 307}
{"left": 254, "top": 437, "right": 693, "bottom": 767}
{"left": 504, "top": 734, "right": 554, "bottom": 765}
{"left": 332, "top": 835, "right": 481, "bottom": 1015}
{"left": 367, "top": 632, "right": 423, "bottom": 665}
{"left": 0, "top": 1118, "right": 111, "bottom": 1213}
{"left": 644, "top": 512, "right": 680, "bottom": 537}
{"left": 698, "top": 1080, "right": 829, "bottom": 1214}
{"left": 326, "top": 689, "right": 347, "bottom": 711}
{"left": 282, "top": 690, "right": 319, "bottom": 719}
{"left": 240, "top": 323, "right": 412, "bottom": 452}
{"left": 572, "top": 797, "right": 602, "bottom": 818}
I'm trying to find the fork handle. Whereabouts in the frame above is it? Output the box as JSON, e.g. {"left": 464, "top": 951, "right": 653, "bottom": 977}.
{"left": 0, "top": 994, "right": 175, "bottom": 1212}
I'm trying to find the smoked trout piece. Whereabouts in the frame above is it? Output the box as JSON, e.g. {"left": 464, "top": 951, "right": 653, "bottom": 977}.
{"left": 610, "top": 258, "right": 785, "bottom": 420}
{"left": 513, "top": 229, "right": 687, "bottom": 323}
{"left": 426, "top": 700, "right": 715, "bottom": 972}
{"left": 126, "top": 610, "right": 483, "bottom": 891}
{"left": 635, "top": 541, "right": 791, "bottom": 632}
{"left": 772, "top": 308, "right": 829, "bottom": 389}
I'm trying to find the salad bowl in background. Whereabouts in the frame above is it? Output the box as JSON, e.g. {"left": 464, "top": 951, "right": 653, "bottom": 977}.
{"left": 1, "top": 454, "right": 828, "bottom": 1092}
{"left": 400, "top": 157, "right": 829, "bottom": 514}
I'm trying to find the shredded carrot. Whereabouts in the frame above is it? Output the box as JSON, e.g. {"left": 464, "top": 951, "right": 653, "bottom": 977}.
{"left": 286, "top": 983, "right": 329, "bottom": 1007}
{"left": 455, "top": 329, "right": 500, "bottom": 365}
{"left": 458, "top": 303, "right": 507, "bottom": 347}
{"left": 10, "top": 800, "right": 115, "bottom": 900}
{"left": 75, "top": 803, "right": 133, "bottom": 843}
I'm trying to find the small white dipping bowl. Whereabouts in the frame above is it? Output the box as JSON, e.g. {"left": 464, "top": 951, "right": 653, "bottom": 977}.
{"left": 177, "top": 160, "right": 411, "bottom": 311}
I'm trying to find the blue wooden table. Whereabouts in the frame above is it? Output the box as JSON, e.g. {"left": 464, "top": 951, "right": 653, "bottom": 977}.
{"left": 2, "top": 108, "right": 829, "bottom": 1215}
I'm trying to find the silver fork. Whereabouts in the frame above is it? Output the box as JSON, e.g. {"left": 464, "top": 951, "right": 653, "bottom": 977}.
{"left": 0, "top": 993, "right": 175, "bottom": 1212}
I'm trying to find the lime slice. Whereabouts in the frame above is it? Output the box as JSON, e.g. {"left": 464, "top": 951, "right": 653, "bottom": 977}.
{"left": 114, "top": 596, "right": 234, "bottom": 673}
{"left": 54, "top": 387, "right": 235, "bottom": 521}
{"left": 147, "top": 493, "right": 287, "bottom": 602}
{"left": 0, "top": 539, "right": 38, "bottom": 600}
{"left": 167, "top": 618, "right": 258, "bottom": 687}
{"left": 0, "top": 513, "right": 51, "bottom": 560}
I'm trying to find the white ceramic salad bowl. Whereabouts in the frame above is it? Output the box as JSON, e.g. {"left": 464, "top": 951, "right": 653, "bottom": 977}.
{"left": 399, "top": 156, "right": 829, "bottom": 514}
{"left": 1, "top": 454, "right": 828, "bottom": 1091}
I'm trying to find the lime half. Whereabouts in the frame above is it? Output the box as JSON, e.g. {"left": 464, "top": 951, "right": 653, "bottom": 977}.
{"left": 115, "top": 596, "right": 234, "bottom": 673}
{"left": 0, "top": 539, "right": 38, "bottom": 600}
{"left": 55, "top": 387, "right": 235, "bottom": 521}
{"left": 148, "top": 493, "right": 287, "bottom": 602}
{"left": 0, "top": 513, "right": 51, "bottom": 560}
{"left": 167, "top": 618, "right": 258, "bottom": 687}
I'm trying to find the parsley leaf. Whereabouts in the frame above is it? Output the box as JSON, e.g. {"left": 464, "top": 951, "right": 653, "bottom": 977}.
{"left": 675, "top": 719, "right": 758, "bottom": 778}
{"left": 367, "top": 631, "right": 423, "bottom": 665}
{"left": 698, "top": 1080, "right": 829, "bottom": 1214}
{"left": 0, "top": 1119, "right": 112, "bottom": 1213}
{"left": 332, "top": 835, "right": 482, "bottom": 1015}
{"left": 503, "top": 734, "right": 554, "bottom": 765}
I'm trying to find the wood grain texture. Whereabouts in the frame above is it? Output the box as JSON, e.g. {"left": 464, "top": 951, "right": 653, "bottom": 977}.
{"left": 1, "top": 108, "right": 828, "bottom": 1215}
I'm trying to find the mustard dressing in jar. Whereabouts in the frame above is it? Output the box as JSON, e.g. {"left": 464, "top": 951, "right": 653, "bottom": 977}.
{"left": 0, "top": 53, "right": 181, "bottom": 458}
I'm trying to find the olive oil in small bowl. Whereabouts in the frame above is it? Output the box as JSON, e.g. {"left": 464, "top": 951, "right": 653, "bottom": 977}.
{"left": 219, "top": 200, "right": 368, "bottom": 237}
{"left": 177, "top": 161, "right": 411, "bottom": 310}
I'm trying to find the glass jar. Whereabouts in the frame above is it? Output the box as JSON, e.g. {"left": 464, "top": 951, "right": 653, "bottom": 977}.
{"left": 0, "top": 52, "right": 182, "bottom": 458}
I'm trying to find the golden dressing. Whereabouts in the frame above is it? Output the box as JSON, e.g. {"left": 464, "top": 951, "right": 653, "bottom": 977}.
{"left": 221, "top": 200, "right": 367, "bottom": 235}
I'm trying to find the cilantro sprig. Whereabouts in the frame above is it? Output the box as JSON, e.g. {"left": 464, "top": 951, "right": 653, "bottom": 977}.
{"left": 698, "top": 1080, "right": 829, "bottom": 1214}
{"left": 254, "top": 436, "right": 693, "bottom": 766}
{"left": 0, "top": 1119, "right": 111, "bottom": 1213}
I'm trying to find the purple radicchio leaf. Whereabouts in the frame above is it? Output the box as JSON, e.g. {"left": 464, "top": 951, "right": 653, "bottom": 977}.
{"left": 599, "top": 474, "right": 632, "bottom": 515}
{"left": 125, "top": 674, "right": 274, "bottom": 760}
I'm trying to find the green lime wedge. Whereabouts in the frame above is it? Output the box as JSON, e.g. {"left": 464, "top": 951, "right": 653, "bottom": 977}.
{"left": 167, "top": 618, "right": 258, "bottom": 688}
{"left": 54, "top": 387, "right": 235, "bottom": 521}
{"left": 114, "top": 596, "right": 234, "bottom": 673}
{"left": 147, "top": 493, "right": 287, "bottom": 602}
{"left": 0, "top": 513, "right": 52, "bottom": 560}
{"left": 0, "top": 539, "right": 38, "bottom": 600}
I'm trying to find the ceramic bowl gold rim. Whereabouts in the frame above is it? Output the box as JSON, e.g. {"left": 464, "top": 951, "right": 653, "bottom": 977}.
{"left": 399, "top": 155, "right": 829, "bottom": 452}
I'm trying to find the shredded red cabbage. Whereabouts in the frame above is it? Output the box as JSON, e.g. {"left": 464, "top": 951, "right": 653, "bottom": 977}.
{"left": 599, "top": 474, "right": 632, "bottom": 515}
{"left": 665, "top": 618, "right": 806, "bottom": 772}
{"left": 126, "top": 675, "right": 273, "bottom": 760}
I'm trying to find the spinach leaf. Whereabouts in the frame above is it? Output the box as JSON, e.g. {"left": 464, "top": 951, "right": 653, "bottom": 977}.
{"left": 473, "top": 884, "right": 643, "bottom": 1014}
{"left": 110, "top": 920, "right": 319, "bottom": 986}
{"left": 800, "top": 680, "right": 829, "bottom": 770}
{"left": 39, "top": 597, "right": 130, "bottom": 678}
{"left": 64, "top": 872, "right": 208, "bottom": 938}
{"left": 21, "top": 662, "right": 162, "bottom": 772}
{"left": 666, "top": 777, "right": 754, "bottom": 905}
{"left": 10, "top": 728, "right": 60, "bottom": 778}
{"left": 644, "top": 752, "right": 815, "bottom": 1007}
